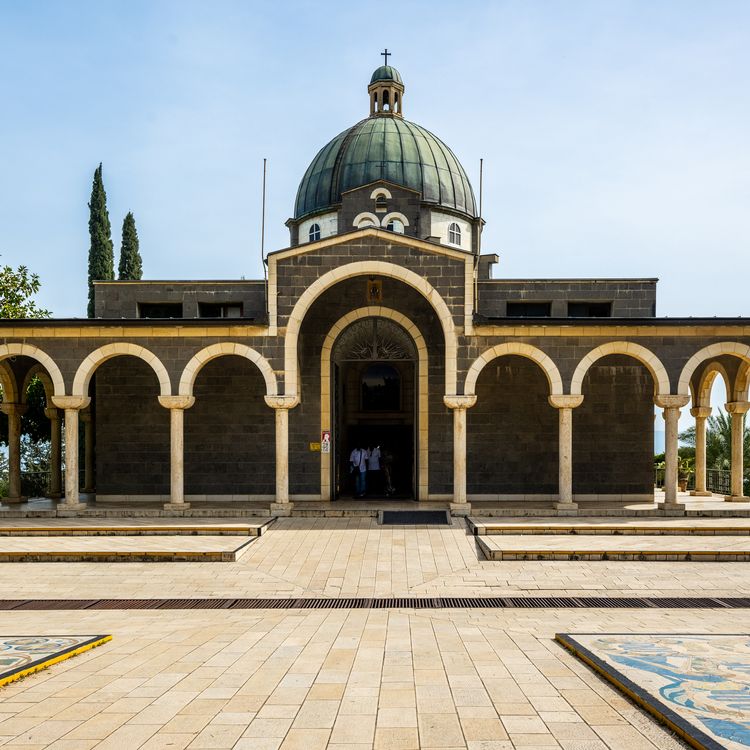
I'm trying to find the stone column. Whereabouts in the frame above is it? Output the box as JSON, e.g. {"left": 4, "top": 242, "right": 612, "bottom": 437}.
{"left": 654, "top": 395, "right": 690, "bottom": 511}
{"left": 0, "top": 403, "right": 27, "bottom": 504}
{"left": 44, "top": 407, "right": 62, "bottom": 498}
{"left": 80, "top": 410, "right": 95, "bottom": 493}
{"left": 265, "top": 396, "right": 300, "bottom": 516}
{"left": 51, "top": 396, "right": 91, "bottom": 513}
{"left": 548, "top": 395, "right": 584, "bottom": 511}
{"left": 725, "top": 401, "right": 750, "bottom": 502}
{"left": 443, "top": 395, "right": 477, "bottom": 516}
{"left": 690, "top": 407, "right": 712, "bottom": 497}
{"left": 158, "top": 396, "right": 195, "bottom": 511}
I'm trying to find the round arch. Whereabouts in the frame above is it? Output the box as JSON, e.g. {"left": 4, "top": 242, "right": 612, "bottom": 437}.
{"left": 380, "top": 211, "right": 410, "bottom": 228}
{"left": 20, "top": 364, "right": 55, "bottom": 404}
{"left": 694, "top": 361, "right": 732, "bottom": 408}
{"left": 570, "top": 342, "right": 671, "bottom": 396}
{"left": 735, "top": 360, "right": 750, "bottom": 402}
{"left": 285, "top": 260, "right": 457, "bottom": 397}
{"left": 678, "top": 342, "right": 750, "bottom": 398}
{"left": 464, "top": 343, "right": 564, "bottom": 397}
{"left": 72, "top": 343, "right": 171, "bottom": 397}
{"left": 0, "top": 343, "right": 65, "bottom": 397}
{"left": 178, "top": 343, "right": 278, "bottom": 397}
{"left": 320, "top": 306, "right": 429, "bottom": 500}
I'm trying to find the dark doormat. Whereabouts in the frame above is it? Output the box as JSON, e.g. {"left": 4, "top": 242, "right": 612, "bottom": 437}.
{"left": 379, "top": 510, "right": 451, "bottom": 525}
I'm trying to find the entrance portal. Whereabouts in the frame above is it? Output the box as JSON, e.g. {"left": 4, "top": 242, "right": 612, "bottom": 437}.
{"left": 331, "top": 318, "right": 417, "bottom": 499}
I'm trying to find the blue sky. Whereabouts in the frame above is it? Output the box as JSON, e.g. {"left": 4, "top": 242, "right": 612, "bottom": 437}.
{"left": 1, "top": 0, "right": 748, "bottom": 330}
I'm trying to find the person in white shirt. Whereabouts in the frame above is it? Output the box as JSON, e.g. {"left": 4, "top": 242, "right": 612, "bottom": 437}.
{"left": 367, "top": 445, "right": 382, "bottom": 495}
{"left": 349, "top": 446, "right": 369, "bottom": 497}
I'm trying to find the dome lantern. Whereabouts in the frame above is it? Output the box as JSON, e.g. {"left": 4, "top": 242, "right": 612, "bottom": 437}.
{"left": 368, "top": 50, "right": 404, "bottom": 117}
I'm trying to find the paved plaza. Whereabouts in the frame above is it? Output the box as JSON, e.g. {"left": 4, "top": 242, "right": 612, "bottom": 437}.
{"left": 0, "top": 517, "right": 748, "bottom": 748}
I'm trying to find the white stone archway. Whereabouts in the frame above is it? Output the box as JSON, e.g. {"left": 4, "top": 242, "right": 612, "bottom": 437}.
{"left": 72, "top": 343, "right": 171, "bottom": 397}
{"left": 0, "top": 343, "right": 65, "bottom": 397}
{"left": 694, "top": 361, "right": 732, "bottom": 408}
{"left": 284, "top": 260, "right": 458, "bottom": 397}
{"left": 178, "top": 343, "right": 278, "bottom": 397}
{"left": 570, "top": 342, "right": 671, "bottom": 396}
{"left": 464, "top": 343, "right": 564, "bottom": 397}
{"left": 678, "top": 342, "right": 750, "bottom": 398}
{"left": 320, "top": 306, "right": 429, "bottom": 501}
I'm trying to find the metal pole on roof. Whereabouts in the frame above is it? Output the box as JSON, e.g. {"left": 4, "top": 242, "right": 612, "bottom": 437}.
{"left": 474, "top": 158, "right": 484, "bottom": 316}
{"left": 261, "top": 158, "right": 268, "bottom": 271}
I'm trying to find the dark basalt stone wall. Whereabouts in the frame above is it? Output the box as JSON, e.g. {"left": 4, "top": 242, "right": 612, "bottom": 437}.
{"left": 184, "top": 356, "right": 275, "bottom": 496}
{"left": 95, "top": 357, "right": 170, "bottom": 495}
{"left": 466, "top": 356, "right": 558, "bottom": 495}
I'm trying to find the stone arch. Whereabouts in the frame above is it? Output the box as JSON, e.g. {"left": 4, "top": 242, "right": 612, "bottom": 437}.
{"left": 320, "top": 306, "right": 429, "bottom": 500}
{"left": 0, "top": 362, "right": 18, "bottom": 403}
{"left": 678, "top": 342, "right": 750, "bottom": 398}
{"left": 380, "top": 211, "right": 410, "bottom": 228}
{"left": 285, "top": 260, "right": 458, "bottom": 396}
{"left": 735, "top": 361, "right": 750, "bottom": 402}
{"left": 178, "top": 343, "right": 277, "bottom": 398}
{"left": 72, "top": 343, "right": 171, "bottom": 397}
{"left": 0, "top": 343, "right": 65, "bottom": 397}
{"left": 352, "top": 212, "right": 380, "bottom": 229}
{"left": 370, "top": 187, "right": 392, "bottom": 200}
{"left": 465, "top": 343, "right": 564, "bottom": 397}
{"left": 570, "top": 342, "right": 671, "bottom": 396}
{"left": 694, "top": 361, "right": 732, "bottom": 408}
{"left": 20, "top": 364, "right": 55, "bottom": 404}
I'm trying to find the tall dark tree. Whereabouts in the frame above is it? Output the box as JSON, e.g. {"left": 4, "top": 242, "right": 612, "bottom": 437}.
{"left": 118, "top": 212, "right": 143, "bottom": 280}
{"left": 87, "top": 163, "right": 114, "bottom": 317}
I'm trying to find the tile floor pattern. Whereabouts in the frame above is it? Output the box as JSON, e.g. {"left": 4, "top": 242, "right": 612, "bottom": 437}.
{"left": 0, "top": 518, "right": 748, "bottom": 748}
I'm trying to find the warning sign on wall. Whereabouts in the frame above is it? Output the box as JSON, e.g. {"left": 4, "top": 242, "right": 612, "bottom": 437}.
{"left": 321, "top": 430, "right": 331, "bottom": 453}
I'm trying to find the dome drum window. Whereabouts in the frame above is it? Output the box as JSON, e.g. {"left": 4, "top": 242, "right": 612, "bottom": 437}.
{"left": 308, "top": 223, "right": 321, "bottom": 242}
{"left": 448, "top": 222, "right": 462, "bottom": 246}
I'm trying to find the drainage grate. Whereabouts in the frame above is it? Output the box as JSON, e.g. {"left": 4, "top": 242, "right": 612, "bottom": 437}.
{"left": 380, "top": 510, "right": 451, "bottom": 525}
{"left": 0, "top": 596, "right": 748, "bottom": 610}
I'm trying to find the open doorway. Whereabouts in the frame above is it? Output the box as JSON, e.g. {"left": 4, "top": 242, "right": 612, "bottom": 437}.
{"left": 331, "top": 318, "right": 417, "bottom": 499}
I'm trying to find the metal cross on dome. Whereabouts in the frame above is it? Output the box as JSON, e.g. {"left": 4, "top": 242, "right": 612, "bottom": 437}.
{"left": 381, "top": 48, "right": 391, "bottom": 65}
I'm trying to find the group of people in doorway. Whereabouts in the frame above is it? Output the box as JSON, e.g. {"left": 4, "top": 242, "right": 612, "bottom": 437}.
{"left": 349, "top": 444, "right": 395, "bottom": 498}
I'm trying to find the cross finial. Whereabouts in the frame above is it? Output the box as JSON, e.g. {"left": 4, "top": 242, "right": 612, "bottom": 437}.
{"left": 381, "top": 48, "right": 391, "bottom": 66}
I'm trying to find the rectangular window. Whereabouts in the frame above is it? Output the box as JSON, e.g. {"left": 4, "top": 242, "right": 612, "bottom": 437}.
{"left": 506, "top": 302, "right": 552, "bottom": 318}
{"left": 198, "top": 303, "right": 243, "bottom": 318}
{"left": 567, "top": 302, "right": 612, "bottom": 318}
{"left": 138, "top": 302, "right": 183, "bottom": 318}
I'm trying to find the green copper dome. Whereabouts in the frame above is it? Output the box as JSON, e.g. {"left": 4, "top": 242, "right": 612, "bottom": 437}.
{"left": 370, "top": 65, "right": 403, "bottom": 85}
{"left": 294, "top": 116, "right": 477, "bottom": 219}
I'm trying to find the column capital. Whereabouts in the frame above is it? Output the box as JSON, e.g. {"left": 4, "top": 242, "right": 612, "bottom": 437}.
{"left": 51, "top": 396, "right": 91, "bottom": 411}
{"left": 654, "top": 395, "right": 690, "bottom": 409}
{"left": 548, "top": 395, "right": 584, "bottom": 410}
{"left": 725, "top": 401, "right": 750, "bottom": 415}
{"left": 0, "top": 402, "right": 28, "bottom": 417}
{"left": 443, "top": 394, "right": 477, "bottom": 410}
{"left": 264, "top": 395, "right": 300, "bottom": 410}
{"left": 158, "top": 395, "right": 195, "bottom": 410}
{"left": 690, "top": 406, "right": 712, "bottom": 419}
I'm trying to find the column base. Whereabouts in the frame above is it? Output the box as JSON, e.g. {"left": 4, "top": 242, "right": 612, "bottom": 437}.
{"left": 449, "top": 502, "right": 471, "bottom": 517}
{"left": 660, "top": 502, "right": 685, "bottom": 513}
{"left": 724, "top": 495, "right": 750, "bottom": 503}
{"left": 57, "top": 503, "right": 87, "bottom": 515}
{"left": 554, "top": 502, "right": 578, "bottom": 513}
{"left": 2, "top": 496, "right": 25, "bottom": 505}
{"left": 163, "top": 502, "right": 191, "bottom": 511}
{"left": 690, "top": 490, "right": 713, "bottom": 497}
{"left": 270, "top": 502, "right": 294, "bottom": 516}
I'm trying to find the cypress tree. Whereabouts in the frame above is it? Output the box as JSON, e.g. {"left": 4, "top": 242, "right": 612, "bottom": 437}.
{"left": 118, "top": 212, "right": 143, "bottom": 280}
{"left": 87, "top": 163, "right": 114, "bottom": 317}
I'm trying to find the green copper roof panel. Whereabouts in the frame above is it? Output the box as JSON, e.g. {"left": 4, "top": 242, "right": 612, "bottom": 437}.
{"left": 294, "top": 117, "right": 477, "bottom": 219}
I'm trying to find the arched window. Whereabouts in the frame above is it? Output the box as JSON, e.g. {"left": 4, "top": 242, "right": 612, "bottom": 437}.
{"left": 308, "top": 223, "right": 321, "bottom": 242}
{"left": 448, "top": 222, "right": 462, "bottom": 246}
{"left": 386, "top": 218, "right": 404, "bottom": 234}
{"left": 358, "top": 218, "right": 376, "bottom": 228}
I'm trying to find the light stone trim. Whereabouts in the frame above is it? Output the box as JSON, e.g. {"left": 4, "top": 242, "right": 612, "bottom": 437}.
{"left": 0, "top": 325, "right": 270, "bottom": 338}
{"left": 319, "top": 307, "right": 430, "bottom": 501}
{"left": 0, "top": 343, "right": 65, "bottom": 396}
{"left": 72, "top": 343, "right": 171, "bottom": 397}
{"left": 571, "top": 342, "right": 671, "bottom": 396}
{"left": 20, "top": 364, "right": 55, "bottom": 404}
{"left": 695, "top": 361, "right": 731, "bottom": 408}
{"left": 285, "top": 260, "right": 458, "bottom": 397}
{"left": 380, "top": 211, "right": 410, "bottom": 228}
{"left": 736, "top": 361, "right": 750, "bottom": 401}
{"left": 370, "top": 187, "right": 392, "bottom": 200}
{"left": 464, "top": 343, "right": 564, "bottom": 397}
{"left": 678, "top": 342, "right": 750, "bottom": 397}
{"left": 178, "top": 343, "right": 278, "bottom": 398}
{"left": 0, "top": 362, "right": 18, "bottom": 403}
{"left": 472, "top": 324, "right": 750, "bottom": 337}
{"left": 352, "top": 212, "right": 380, "bottom": 228}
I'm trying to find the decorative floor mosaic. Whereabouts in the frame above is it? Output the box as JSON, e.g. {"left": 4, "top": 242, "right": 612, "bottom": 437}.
{"left": 0, "top": 635, "right": 111, "bottom": 687}
{"left": 556, "top": 633, "right": 750, "bottom": 750}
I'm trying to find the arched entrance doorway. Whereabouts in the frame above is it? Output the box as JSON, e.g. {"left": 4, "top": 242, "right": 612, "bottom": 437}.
{"left": 331, "top": 317, "right": 417, "bottom": 499}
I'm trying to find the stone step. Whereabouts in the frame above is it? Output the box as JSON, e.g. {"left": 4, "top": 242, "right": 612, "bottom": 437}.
{"left": 468, "top": 517, "right": 750, "bottom": 536}
{"left": 0, "top": 519, "right": 274, "bottom": 537}
{"left": 477, "top": 534, "right": 750, "bottom": 561}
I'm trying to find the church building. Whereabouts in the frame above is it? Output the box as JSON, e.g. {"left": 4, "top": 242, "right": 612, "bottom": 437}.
{"left": 1, "top": 61, "right": 749, "bottom": 516}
